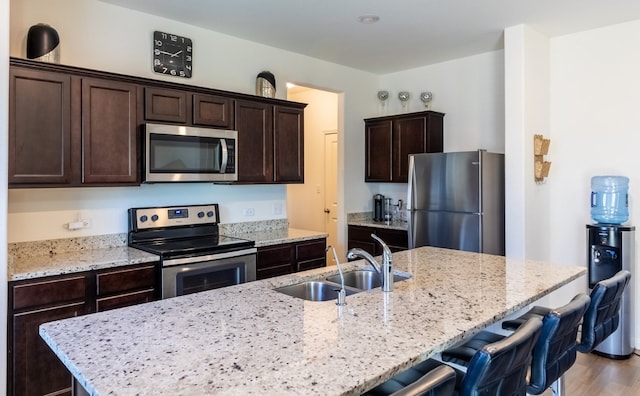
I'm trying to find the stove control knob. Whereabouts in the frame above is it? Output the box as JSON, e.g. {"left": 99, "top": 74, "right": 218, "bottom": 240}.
{"left": 151, "top": 214, "right": 159, "bottom": 222}
{"left": 139, "top": 215, "right": 148, "bottom": 223}
{"left": 198, "top": 211, "right": 205, "bottom": 218}
{"left": 207, "top": 211, "right": 214, "bottom": 217}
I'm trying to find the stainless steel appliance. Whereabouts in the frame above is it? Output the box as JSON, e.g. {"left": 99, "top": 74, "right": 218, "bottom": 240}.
{"left": 128, "top": 204, "right": 256, "bottom": 299}
{"left": 586, "top": 224, "right": 635, "bottom": 359}
{"left": 142, "top": 123, "right": 238, "bottom": 183}
{"left": 373, "top": 194, "right": 384, "bottom": 222}
{"left": 407, "top": 150, "right": 505, "bottom": 255}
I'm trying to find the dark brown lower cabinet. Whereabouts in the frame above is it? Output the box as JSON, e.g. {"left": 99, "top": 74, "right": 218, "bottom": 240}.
{"left": 7, "top": 263, "right": 159, "bottom": 396}
{"left": 9, "top": 275, "right": 89, "bottom": 396}
{"left": 348, "top": 225, "right": 408, "bottom": 256}
{"left": 256, "top": 238, "right": 326, "bottom": 280}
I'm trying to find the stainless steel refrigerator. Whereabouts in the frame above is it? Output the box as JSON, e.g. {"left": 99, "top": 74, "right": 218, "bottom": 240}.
{"left": 407, "top": 150, "right": 505, "bottom": 255}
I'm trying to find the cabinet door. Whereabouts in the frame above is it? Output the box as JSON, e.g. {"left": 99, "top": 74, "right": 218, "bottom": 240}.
{"left": 193, "top": 93, "right": 234, "bottom": 128}
{"left": 393, "top": 115, "right": 428, "bottom": 183}
{"left": 273, "top": 105, "right": 304, "bottom": 183}
{"left": 80, "top": 78, "right": 139, "bottom": 184}
{"left": 365, "top": 120, "right": 393, "bottom": 182}
{"left": 11, "top": 303, "right": 85, "bottom": 396}
{"left": 144, "top": 87, "right": 188, "bottom": 123}
{"left": 375, "top": 228, "right": 409, "bottom": 253}
{"left": 9, "top": 67, "right": 72, "bottom": 185}
{"left": 235, "top": 100, "right": 274, "bottom": 182}
{"left": 295, "top": 239, "right": 326, "bottom": 272}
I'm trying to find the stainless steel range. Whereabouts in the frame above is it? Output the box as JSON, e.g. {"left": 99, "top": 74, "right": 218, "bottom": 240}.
{"left": 128, "top": 204, "right": 256, "bottom": 299}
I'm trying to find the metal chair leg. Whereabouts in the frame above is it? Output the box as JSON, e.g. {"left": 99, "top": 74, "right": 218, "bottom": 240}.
{"left": 551, "top": 375, "right": 565, "bottom": 396}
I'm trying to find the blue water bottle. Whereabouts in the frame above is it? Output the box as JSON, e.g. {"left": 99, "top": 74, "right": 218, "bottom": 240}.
{"left": 590, "top": 176, "right": 629, "bottom": 224}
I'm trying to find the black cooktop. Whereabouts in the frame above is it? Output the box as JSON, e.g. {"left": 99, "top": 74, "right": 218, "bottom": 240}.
{"left": 131, "top": 234, "right": 255, "bottom": 258}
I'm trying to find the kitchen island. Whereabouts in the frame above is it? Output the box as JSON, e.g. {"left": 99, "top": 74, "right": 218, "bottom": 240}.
{"left": 40, "top": 247, "right": 586, "bottom": 395}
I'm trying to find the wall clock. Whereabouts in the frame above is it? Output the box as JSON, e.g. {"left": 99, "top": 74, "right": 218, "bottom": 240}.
{"left": 153, "top": 31, "right": 192, "bottom": 78}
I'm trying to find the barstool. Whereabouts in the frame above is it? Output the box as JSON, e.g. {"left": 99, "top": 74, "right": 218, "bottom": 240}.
{"left": 501, "top": 270, "right": 631, "bottom": 354}
{"left": 364, "top": 317, "right": 543, "bottom": 396}
{"left": 500, "top": 294, "right": 591, "bottom": 395}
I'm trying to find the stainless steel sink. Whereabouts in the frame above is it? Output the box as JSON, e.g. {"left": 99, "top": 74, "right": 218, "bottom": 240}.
{"left": 274, "top": 281, "right": 360, "bottom": 301}
{"left": 325, "top": 270, "right": 411, "bottom": 291}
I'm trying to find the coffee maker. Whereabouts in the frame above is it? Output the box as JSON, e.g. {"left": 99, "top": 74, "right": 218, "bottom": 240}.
{"left": 373, "top": 194, "right": 384, "bottom": 222}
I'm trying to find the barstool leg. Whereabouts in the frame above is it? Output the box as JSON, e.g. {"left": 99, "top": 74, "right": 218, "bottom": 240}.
{"left": 551, "top": 376, "right": 565, "bottom": 396}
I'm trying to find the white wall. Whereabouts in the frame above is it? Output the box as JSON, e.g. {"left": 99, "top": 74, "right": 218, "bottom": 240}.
{"left": 1, "top": 0, "right": 10, "bottom": 390}
{"left": 360, "top": 51, "right": 506, "bottom": 213}
{"left": 286, "top": 88, "right": 338, "bottom": 233}
{"left": 504, "top": 25, "right": 552, "bottom": 261}
{"left": 8, "top": 0, "right": 378, "bottom": 243}
{"left": 549, "top": 20, "right": 640, "bottom": 345}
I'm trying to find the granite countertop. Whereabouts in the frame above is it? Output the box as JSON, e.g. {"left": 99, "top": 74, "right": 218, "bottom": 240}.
{"left": 230, "top": 227, "right": 327, "bottom": 247}
{"left": 40, "top": 247, "right": 586, "bottom": 396}
{"left": 347, "top": 212, "right": 408, "bottom": 231}
{"left": 8, "top": 223, "right": 327, "bottom": 281}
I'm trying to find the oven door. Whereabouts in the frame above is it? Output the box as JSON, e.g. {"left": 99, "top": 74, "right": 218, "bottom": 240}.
{"left": 161, "top": 248, "right": 256, "bottom": 299}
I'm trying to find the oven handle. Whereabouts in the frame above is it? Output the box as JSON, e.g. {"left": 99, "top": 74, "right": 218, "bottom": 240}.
{"left": 162, "top": 247, "right": 257, "bottom": 267}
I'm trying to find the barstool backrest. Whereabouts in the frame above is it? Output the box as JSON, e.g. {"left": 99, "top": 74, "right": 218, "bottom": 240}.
{"left": 459, "top": 316, "right": 543, "bottom": 396}
{"left": 577, "top": 270, "right": 631, "bottom": 353}
{"left": 527, "top": 293, "right": 591, "bottom": 394}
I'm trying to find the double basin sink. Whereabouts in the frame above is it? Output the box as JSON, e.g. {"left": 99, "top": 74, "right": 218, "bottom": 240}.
{"left": 274, "top": 270, "right": 411, "bottom": 301}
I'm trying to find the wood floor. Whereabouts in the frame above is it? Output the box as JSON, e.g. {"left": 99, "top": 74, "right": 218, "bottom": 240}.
{"left": 540, "top": 352, "right": 640, "bottom": 395}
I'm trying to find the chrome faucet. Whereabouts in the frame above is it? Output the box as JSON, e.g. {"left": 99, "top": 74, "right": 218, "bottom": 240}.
{"left": 346, "top": 234, "right": 393, "bottom": 292}
{"left": 326, "top": 245, "right": 347, "bottom": 305}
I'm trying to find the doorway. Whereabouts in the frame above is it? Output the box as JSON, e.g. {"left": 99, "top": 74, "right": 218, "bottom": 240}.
{"left": 286, "top": 85, "right": 340, "bottom": 265}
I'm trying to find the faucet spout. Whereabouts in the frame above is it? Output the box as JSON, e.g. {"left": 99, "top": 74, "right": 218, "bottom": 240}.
{"left": 346, "top": 248, "right": 382, "bottom": 273}
{"left": 346, "top": 234, "right": 393, "bottom": 292}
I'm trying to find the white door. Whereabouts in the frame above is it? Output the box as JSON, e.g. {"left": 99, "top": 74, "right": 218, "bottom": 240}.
{"left": 324, "top": 132, "right": 338, "bottom": 265}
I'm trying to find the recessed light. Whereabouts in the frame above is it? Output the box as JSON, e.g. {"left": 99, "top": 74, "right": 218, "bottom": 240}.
{"left": 357, "top": 15, "right": 380, "bottom": 24}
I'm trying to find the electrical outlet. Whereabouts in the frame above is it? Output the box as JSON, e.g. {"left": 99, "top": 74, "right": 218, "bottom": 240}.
{"left": 272, "top": 203, "right": 283, "bottom": 215}
{"left": 243, "top": 208, "right": 255, "bottom": 217}
{"left": 65, "top": 219, "right": 92, "bottom": 230}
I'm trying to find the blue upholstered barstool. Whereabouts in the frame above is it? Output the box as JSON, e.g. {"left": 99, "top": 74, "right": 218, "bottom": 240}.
{"left": 577, "top": 269, "right": 631, "bottom": 353}
{"left": 364, "top": 316, "right": 543, "bottom": 396}
{"left": 497, "top": 294, "right": 591, "bottom": 395}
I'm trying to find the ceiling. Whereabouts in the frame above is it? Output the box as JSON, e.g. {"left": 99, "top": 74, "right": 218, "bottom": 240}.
{"left": 101, "top": 0, "right": 640, "bottom": 74}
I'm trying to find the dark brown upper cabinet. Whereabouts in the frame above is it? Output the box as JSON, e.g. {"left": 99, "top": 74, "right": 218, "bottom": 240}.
{"left": 364, "top": 110, "right": 444, "bottom": 183}
{"left": 9, "top": 67, "right": 72, "bottom": 185}
{"left": 9, "top": 62, "right": 139, "bottom": 187}
{"left": 144, "top": 87, "right": 234, "bottom": 128}
{"left": 235, "top": 100, "right": 305, "bottom": 184}
{"left": 9, "top": 57, "right": 306, "bottom": 187}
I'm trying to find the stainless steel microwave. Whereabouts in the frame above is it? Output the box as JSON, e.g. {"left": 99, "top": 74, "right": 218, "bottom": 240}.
{"left": 143, "top": 123, "right": 238, "bottom": 183}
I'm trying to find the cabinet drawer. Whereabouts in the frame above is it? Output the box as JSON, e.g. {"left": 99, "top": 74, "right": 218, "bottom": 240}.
{"left": 376, "top": 229, "right": 408, "bottom": 249}
{"left": 257, "top": 244, "right": 293, "bottom": 268}
{"left": 349, "top": 225, "right": 376, "bottom": 242}
{"left": 96, "top": 264, "right": 156, "bottom": 296}
{"left": 96, "top": 289, "right": 156, "bottom": 312}
{"left": 12, "top": 276, "right": 86, "bottom": 311}
{"left": 296, "top": 239, "right": 326, "bottom": 261}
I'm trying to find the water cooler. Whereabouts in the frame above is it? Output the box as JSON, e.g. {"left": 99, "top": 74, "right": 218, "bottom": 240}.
{"left": 586, "top": 224, "right": 635, "bottom": 359}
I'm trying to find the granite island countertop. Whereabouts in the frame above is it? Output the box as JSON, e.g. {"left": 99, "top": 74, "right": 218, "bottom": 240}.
{"left": 40, "top": 247, "right": 586, "bottom": 396}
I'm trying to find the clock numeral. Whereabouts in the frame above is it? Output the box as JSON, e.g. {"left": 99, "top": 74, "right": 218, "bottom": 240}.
{"left": 154, "top": 59, "right": 161, "bottom": 66}
{"left": 186, "top": 55, "right": 192, "bottom": 62}
{"left": 160, "top": 32, "right": 168, "bottom": 39}
{"left": 179, "top": 70, "right": 186, "bottom": 77}
{"left": 186, "top": 65, "right": 192, "bottom": 71}
{"left": 187, "top": 46, "right": 192, "bottom": 53}
{"left": 170, "top": 35, "right": 178, "bottom": 41}
{"left": 154, "top": 49, "right": 161, "bottom": 55}
{"left": 154, "top": 39, "right": 163, "bottom": 46}
{"left": 170, "top": 69, "right": 177, "bottom": 75}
